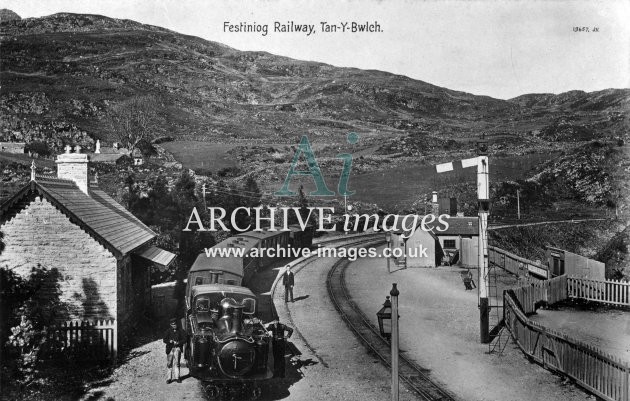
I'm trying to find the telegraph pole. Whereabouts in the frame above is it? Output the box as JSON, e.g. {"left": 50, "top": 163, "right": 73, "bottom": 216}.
{"left": 517, "top": 189, "right": 521, "bottom": 220}
{"left": 202, "top": 183, "right": 207, "bottom": 210}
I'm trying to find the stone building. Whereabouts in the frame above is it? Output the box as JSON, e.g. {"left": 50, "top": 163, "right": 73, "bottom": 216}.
{"left": 0, "top": 146, "right": 175, "bottom": 340}
{"left": 434, "top": 217, "right": 479, "bottom": 267}
{"left": 0, "top": 141, "right": 25, "bottom": 154}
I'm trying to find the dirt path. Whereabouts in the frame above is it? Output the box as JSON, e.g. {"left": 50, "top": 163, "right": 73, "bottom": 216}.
{"left": 80, "top": 338, "right": 205, "bottom": 401}
{"left": 530, "top": 306, "right": 630, "bottom": 364}
{"left": 275, "top": 256, "right": 419, "bottom": 401}
{"left": 80, "top": 252, "right": 417, "bottom": 401}
{"left": 345, "top": 248, "right": 595, "bottom": 401}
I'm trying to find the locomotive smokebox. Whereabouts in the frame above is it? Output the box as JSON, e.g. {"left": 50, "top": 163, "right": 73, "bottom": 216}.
{"left": 217, "top": 339, "right": 256, "bottom": 377}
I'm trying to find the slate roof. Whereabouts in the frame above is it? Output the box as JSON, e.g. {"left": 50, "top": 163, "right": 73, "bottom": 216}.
{"left": 90, "top": 153, "right": 125, "bottom": 163}
{"left": 135, "top": 245, "right": 176, "bottom": 267}
{"left": 437, "top": 217, "right": 479, "bottom": 236}
{"left": 0, "top": 176, "right": 156, "bottom": 256}
{"left": 240, "top": 230, "right": 287, "bottom": 241}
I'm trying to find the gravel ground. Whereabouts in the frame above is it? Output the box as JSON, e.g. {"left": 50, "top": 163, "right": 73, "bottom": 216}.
{"left": 79, "top": 249, "right": 418, "bottom": 401}
{"left": 530, "top": 306, "right": 630, "bottom": 364}
{"left": 345, "top": 246, "right": 595, "bottom": 401}
{"left": 273, "top": 255, "right": 419, "bottom": 401}
{"left": 76, "top": 240, "right": 600, "bottom": 401}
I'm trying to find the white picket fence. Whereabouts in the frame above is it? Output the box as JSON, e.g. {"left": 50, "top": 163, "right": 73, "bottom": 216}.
{"left": 568, "top": 277, "right": 630, "bottom": 307}
{"left": 43, "top": 319, "right": 117, "bottom": 363}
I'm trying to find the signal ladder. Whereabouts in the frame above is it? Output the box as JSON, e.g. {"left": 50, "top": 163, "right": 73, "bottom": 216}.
{"left": 486, "top": 241, "right": 509, "bottom": 354}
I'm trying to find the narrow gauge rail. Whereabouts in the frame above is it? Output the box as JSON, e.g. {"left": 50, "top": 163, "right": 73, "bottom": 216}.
{"left": 326, "top": 257, "right": 457, "bottom": 401}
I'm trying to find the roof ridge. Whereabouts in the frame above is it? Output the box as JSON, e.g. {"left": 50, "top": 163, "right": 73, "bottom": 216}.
{"left": 35, "top": 174, "right": 75, "bottom": 183}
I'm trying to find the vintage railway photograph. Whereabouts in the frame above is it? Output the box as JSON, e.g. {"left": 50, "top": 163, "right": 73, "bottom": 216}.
{"left": 0, "top": 1, "right": 629, "bottom": 400}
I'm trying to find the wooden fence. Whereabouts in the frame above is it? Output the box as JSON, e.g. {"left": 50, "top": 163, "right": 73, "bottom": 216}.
{"left": 488, "top": 246, "right": 548, "bottom": 279}
{"left": 505, "top": 287, "right": 630, "bottom": 401}
{"left": 42, "top": 319, "right": 117, "bottom": 363}
{"left": 568, "top": 276, "right": 630, "bottom": 307}
{"left": 511, "top": 275, "right": 568, "bottom": 314}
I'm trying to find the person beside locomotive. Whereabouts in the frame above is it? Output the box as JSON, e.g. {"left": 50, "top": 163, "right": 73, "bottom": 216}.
{"left": 265, "top": 319, "right": 294, "bottom": 378}
{"left": 163, "top": 318, "right": 187, "bottom": 384}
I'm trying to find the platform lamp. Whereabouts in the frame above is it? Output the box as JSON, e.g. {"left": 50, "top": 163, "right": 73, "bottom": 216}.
{"left": 376, "top": 296, "right": 392, "bottom": 340}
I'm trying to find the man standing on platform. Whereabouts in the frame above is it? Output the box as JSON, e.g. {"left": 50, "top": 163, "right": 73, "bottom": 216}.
{"left": 283, "top": 265, "right": 295, "bottom": 303}
{"left": 266, "top": 319, "right": 294, "bottom": 378}
{"left": 163, "top": 318, "right": 187, "bottom": 384}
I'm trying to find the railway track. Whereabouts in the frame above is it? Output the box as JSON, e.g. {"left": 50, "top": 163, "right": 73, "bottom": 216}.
{"left": 272, "top": 233, "right": 457, "bottom": 400}
{"left": 326, "top": 256, "right": 457, "bottom": 401}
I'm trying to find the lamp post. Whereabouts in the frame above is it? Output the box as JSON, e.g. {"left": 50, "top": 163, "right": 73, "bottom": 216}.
{"left": 390, "top": 283, "right": 400, "bottom": 401}
{"left": 376, "top": 296, "right": 392, "bottom": 340}
{"left": 386, "top": 232, "right": 392, "bottom": 273}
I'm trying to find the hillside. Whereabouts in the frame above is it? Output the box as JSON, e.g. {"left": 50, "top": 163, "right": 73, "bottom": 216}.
{"left": 1, "top": 12, "right": 628, "bottom": 155}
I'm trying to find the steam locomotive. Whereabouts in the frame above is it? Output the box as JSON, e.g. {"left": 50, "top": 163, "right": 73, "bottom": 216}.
{"left": 183, "top": 228, "right": 312, "bottom": 399}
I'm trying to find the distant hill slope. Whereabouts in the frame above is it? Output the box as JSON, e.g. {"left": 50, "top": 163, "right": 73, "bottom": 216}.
{"left": 0, "top": 12, "right": 628, "bottom": 151}
{"left": 0, "top": 9, "right": 20, "bottom": 23}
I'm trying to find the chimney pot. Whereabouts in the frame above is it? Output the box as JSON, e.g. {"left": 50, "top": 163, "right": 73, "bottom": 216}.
{"left": 64, "top": 145, "right": 71, "bottom": 154}
{"left": 75, "top": 145, "right": 81, "bottom": 153}
{"left": 431, "top": 191, "right": 439, "bottom": 216}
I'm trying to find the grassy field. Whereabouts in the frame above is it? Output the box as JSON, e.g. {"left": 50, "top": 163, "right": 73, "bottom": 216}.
{"left": 265, "top": 152, "right": 560, "bottom": 211}
{"left": 159, "top": 142, "right": 240, "bottom": 171}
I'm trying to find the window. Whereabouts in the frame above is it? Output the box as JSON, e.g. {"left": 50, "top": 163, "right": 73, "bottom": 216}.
{"left": 443, "top": 239, "right": 456, "bottom": 249}
{"left": 196, "top": 298, "right": 210, "bottom": 312}
{"left": 242, "top": 298, "right": 256, "bottom": 314}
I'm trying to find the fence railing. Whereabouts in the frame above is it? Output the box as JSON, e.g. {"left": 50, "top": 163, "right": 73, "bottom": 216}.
{"left": 488, "top": 246, "right": 548, "bottom": 279}
{"left": 42, "top": 319, "right": 117, "bottom": 363}
{"left": 505, "top": 285, "right": 630, "bottom": 401}
{"left": 511, "top": 275, "right": 568, "bottom": 314}
{"left": 568, "top": 276, "right": 630, "bottom": 307}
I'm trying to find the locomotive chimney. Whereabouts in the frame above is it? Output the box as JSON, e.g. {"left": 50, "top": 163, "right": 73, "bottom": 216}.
{"left": 231, "top": 305, "right": 244, "bottom": 335}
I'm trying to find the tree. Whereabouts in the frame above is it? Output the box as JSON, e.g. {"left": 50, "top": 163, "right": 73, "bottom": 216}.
{"left": 105, "top": 96, "right": 164, "bottom": 153}
{"left": 24, "top": 141, "right": 50, "bottom": 157}
{"left": 286, "top": 185, "right": 310, "bottom": 226}
{"left": 298, "top": 185, "right": 310, "bottom": 223}
{"left": 243, "top": 176, "right": 262, "bottom": 208}
{"left": 0, "top": 230, "right": 4, "bottom": 255}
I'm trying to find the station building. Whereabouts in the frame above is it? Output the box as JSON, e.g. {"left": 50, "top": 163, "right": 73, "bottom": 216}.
{"left": 0, "top": 147, "right": 176, "bottom": 341}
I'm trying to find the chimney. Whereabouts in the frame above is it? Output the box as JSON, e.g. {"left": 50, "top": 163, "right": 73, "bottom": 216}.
{"left": 95, "top": 139, "right": 101, "bottom": 154}
{"left": 431, "top": 191, "right": 439, "bottom": 215}
{"left": 56, "top": 146, "right": 90, "bottom": 195}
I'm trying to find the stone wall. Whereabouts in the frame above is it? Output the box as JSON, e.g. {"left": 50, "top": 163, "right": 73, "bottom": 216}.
{"left": 0, "top": 196, "right": 118, "bottom": 321}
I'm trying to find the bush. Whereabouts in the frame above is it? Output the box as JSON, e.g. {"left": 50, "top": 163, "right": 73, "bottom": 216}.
{"left": 0, "top": 266, "right": 66, "bottom": 387}
{"left": 25, "top": 141, "right": 51, "bottom": 157}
